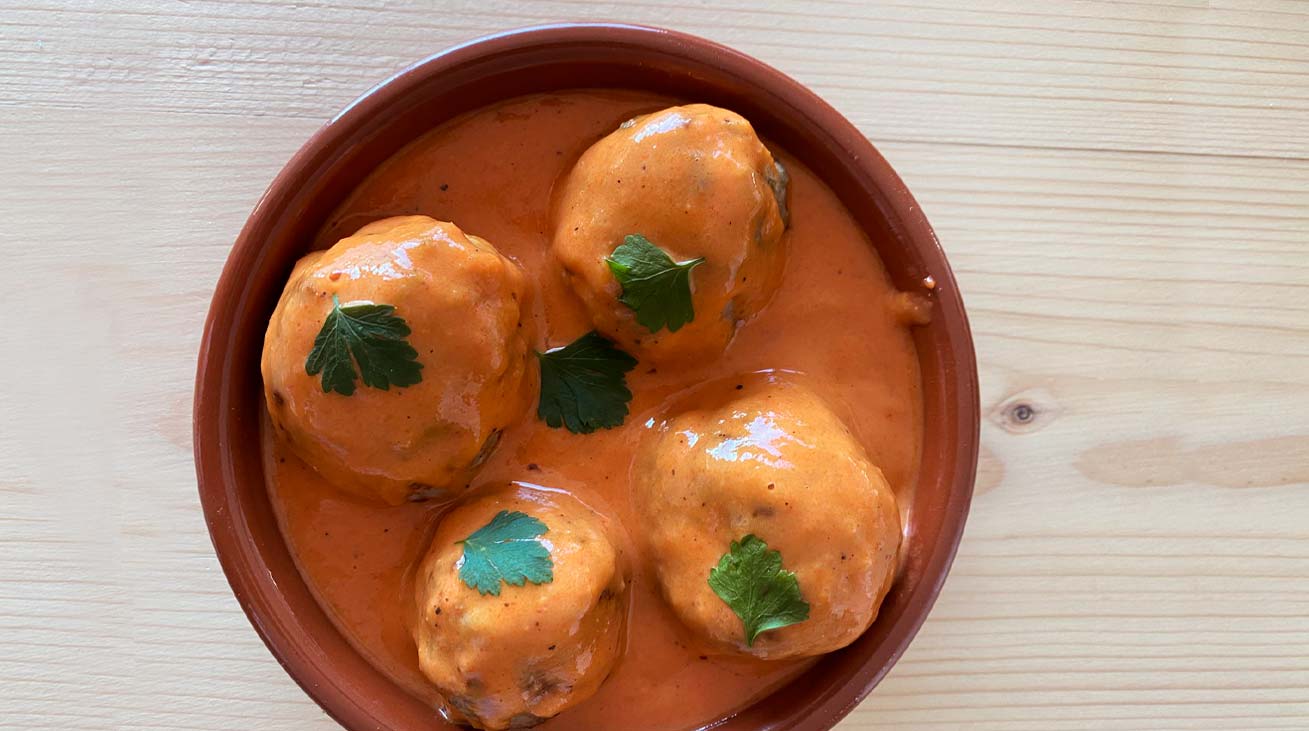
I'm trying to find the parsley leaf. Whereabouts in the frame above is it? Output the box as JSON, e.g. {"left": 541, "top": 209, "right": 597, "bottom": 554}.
{"left": 606, "top": 234, "right": 705, "bottom": 333}
{"left": 708, "top": 534, "right": 810, "bottom": 646}
{"left": 536, "top": 331, "right": 637, "bottom": 434}
{"left": 457, "top": 510, "right": 554, "bottom": 596}
{"left": 304, "top": 295, "right": 423, "bottom": 396}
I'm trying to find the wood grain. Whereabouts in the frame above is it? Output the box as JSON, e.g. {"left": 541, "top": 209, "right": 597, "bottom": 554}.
{"left": 1, "top": 1, "right": 1306, "bottom": 729}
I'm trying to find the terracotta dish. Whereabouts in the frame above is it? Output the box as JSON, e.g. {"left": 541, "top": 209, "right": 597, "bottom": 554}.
{"left": 194, "top": 23, "right": 979, "bottom": 731}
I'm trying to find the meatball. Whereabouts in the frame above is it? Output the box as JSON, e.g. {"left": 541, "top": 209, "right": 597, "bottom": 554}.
{"left": 262, "top": 216, "right": 534, "bottom": 505}
{"left": 633, "top": 374, "right": 901, "bottom": 660}
{"left": 413, "top": 486, "right": 628, "bottom": 729}
{"left": 553, "top": 104, "right": 788, "bottom": 363}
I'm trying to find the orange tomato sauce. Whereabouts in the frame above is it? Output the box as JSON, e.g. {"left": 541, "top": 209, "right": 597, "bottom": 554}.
{"left": 263, "top": 89, "right": 923, "bottom": 731}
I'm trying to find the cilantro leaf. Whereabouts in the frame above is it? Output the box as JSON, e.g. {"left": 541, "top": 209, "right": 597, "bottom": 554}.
{"left": 536, "top": 331, "right": 637, "bottom": 434}
{"left": 708, "top": 534, "right": 810, "bottom": 646}
{"left": 457, "top": 511, "right": 554, "bottom": 597}
{"left": 304, "top": 295, "right": 423, "bottom": 396}
{"left": 606, "top": 234, "right": 704, "bottom": 333}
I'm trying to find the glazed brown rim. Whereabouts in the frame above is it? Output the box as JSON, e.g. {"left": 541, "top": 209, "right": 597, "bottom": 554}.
{"left": 195, "top": 23, "right": 978, "bottom": 731}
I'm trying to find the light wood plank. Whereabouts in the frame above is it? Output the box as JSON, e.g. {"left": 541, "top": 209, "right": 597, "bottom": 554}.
{"left": 2, "top": 1, "right": 1307, "bottom": 157}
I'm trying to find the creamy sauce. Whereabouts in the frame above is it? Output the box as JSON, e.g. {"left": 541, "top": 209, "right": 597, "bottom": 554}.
{"left": 264, "top": 89, "right": 924, "bottom": 731}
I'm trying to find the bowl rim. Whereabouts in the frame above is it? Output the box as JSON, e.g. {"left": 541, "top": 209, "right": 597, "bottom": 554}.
{"left": 195, "top": 21, "right": 978, "bottom": 731}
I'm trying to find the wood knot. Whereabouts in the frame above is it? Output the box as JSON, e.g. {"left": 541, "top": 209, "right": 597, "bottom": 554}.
{"left": 1009, "top": 402, "right": 1036, "bottom": 424}
{"left": 989, "top": 388, "right": 1058, "bottom": 434}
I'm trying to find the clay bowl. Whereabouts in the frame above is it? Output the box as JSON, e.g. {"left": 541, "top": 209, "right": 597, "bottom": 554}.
{"left": 194, "top": 22, "right": 978, "bottom": 731}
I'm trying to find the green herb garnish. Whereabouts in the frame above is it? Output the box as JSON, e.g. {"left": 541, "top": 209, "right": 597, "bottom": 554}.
{"left": 606, "top": 234, "right": 704, "bottom": 333}
{"left": 536, "top": 331, "right": 637, "bottom": 434}
{"left": 708, "top": 534, "right": 810, "bottom": 646}
{"left": 304, "top": 295, "right": 423, "bottom": 396}
{"left": 457, "top": 511, "right": 553, "bottom": 596}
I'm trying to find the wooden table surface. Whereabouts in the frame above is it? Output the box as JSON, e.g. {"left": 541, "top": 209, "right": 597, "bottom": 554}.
{"left": 4, "top": 1, "right": 1307, "bottom": 729}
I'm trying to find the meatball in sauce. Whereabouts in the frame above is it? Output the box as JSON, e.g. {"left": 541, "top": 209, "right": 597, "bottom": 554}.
{"left": 262, "top": 216, "right": 534, "bottom": 505}
{"left": 414, "top": 486, "right": 628, "bottom": 729}
{"left": 553, "top": 104, "right": 788, "bottom": 363}
{"left": 635, "top": 373, "right": 902, "bottom": 659}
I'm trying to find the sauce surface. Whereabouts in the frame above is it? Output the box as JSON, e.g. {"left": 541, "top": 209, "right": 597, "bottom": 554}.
{"left": 264, "top": 89, "right": 924, "bottom": 731}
